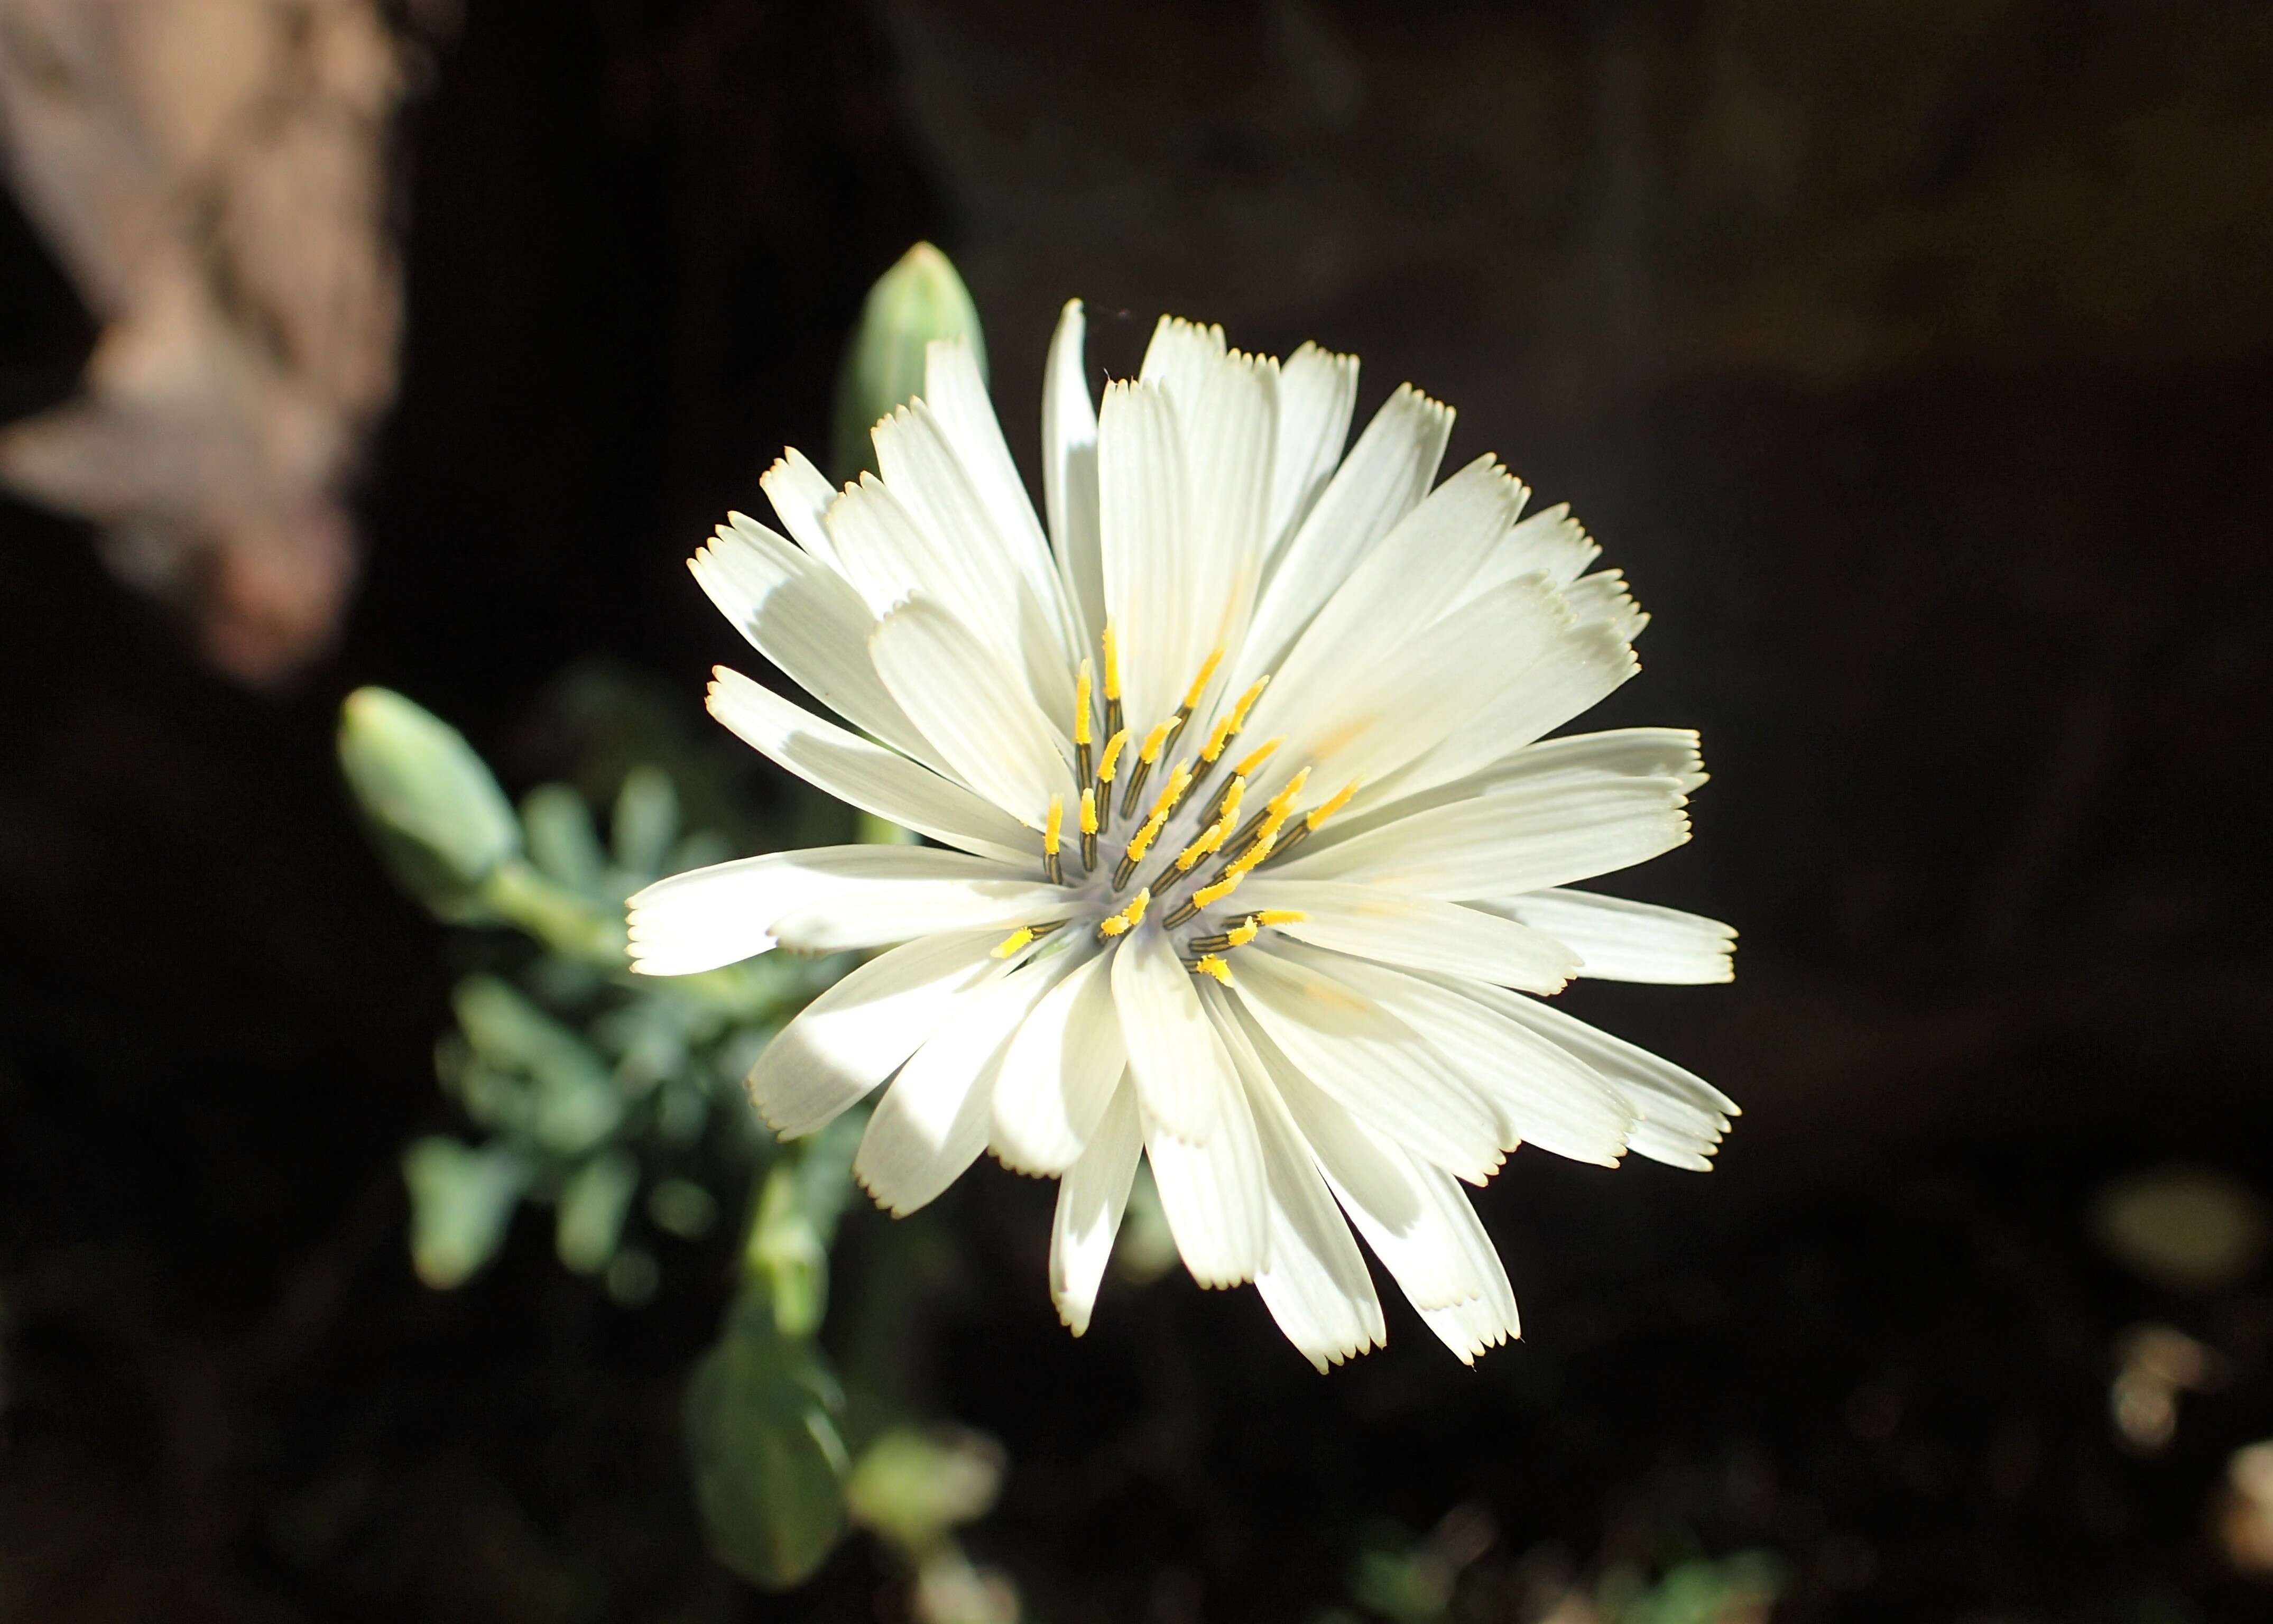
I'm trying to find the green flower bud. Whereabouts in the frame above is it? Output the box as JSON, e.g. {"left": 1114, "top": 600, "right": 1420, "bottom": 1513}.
{"left": 833, "top": 241, "right": 986, "bottom": 479}
{"left": 338, "top": 687, "right": 520, "bottom": 919}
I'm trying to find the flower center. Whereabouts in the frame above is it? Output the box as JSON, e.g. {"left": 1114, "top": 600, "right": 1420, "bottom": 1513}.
{"left": 991, "top": 626, "right": 1365, "bottom": 983}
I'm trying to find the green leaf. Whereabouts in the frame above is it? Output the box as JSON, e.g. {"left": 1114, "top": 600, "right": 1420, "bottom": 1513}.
{"left": 337, "top": 687, "right": 521, "bottom": 920}
{"left": 453, "top": 975, "right": 623, "bottom": 1154}
{"left": 685, "top": 1290, "right": 851, "bottom": 1590}
{"left": 402, "top": 1136, "right": 530, "bottom": 1288}
{"left": 557, "top": 1149, "right": 639, "bottom": 1274}
{"left": 521, "top": 782, "right": 607, "bottom": 893}
{"left": 613, "top": 764, "right": 680, "bottom": 879}
{"left": 845, "top": 1426, "right": 1004, "bottom": 1560}
{"left": 831, "top": 242, "right": 985, "bottom": 481}
{"left": 745, "top": 1111, "right": 864, "bottom": 1338}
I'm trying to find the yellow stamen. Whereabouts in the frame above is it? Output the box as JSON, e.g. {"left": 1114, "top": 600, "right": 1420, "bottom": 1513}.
{"left": 1101, "top": 625, "right": 1121, "bottom": 700}
{"left": 1138, "top": 722, "right": 1170, "bottom": 766}
{"left": 1180, "top": 646, "right": 1225, "bottom": 711}
{"left": 1255, "top": 909, "right": 1306, "bottom": 927}
{"left": 1045, "top": 795, "right": 1064, "bottom": 854}
{"left": 1097, "top": 728, "right": 1130, "bottom": 782}
{"left": 1144, "top": 761, "right": 1194, "bottom": 828}
{"left": 1228, "top": 828, "right": 1279, "bottom": 876}
{"left": 1225, "top": 920, "right": 1260, "bottom": 948}
{"left": 1124, "top": 809, "right": 1169, "bottom": 865}
{"left": 1073, "top": 660, "right": 1093, "bottom": 745}
{"left": 991, "top": 928, "right": 1033, "bottom": 959}
{"left": 1218, "top": 777, "right": 1247, "bottom": 825}
{"left": 1306, "top": 778, "right": 1361, "bottom": 832}
{"left": 1230, "top": 737, "right": 1282, "bottom": 779}
{"left": 1197, "top": 711, "right": 1240, "bottom": 764}
{"left": 1173, "top": 822, "right": 1226, "bottom": 872}
{"left": 1192, "top": 953, "right": 1233, "bottom": 986}
{"left": 1097, "top": 888, "right": 1150, "bottom": 937}
{"left": 1191, "top": 871, "right": 1248, "bottom": 910}
{"left": 1265, "top": 768, "right": 1313, "bottom": 819}
{"left": 1079, "top": 788, "right": 1098, "bottom": 836}
{"left": 1226, "top": 675, "right": 1270, "bottom": 731}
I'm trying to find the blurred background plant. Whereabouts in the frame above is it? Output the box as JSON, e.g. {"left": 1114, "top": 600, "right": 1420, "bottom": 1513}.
{"left": 333, "top": 245, "right": 1027, "bottom": 1606}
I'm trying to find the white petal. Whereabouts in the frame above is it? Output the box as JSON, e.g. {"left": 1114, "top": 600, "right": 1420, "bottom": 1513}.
{"left": 1249, "top": 576, "right": 1572, "bottom": 811}
{"left": 1272, "top": 774, "right": 1692, "bottom": 900}
{"left": 871, "top": 399, "right": 1075, "bottom": 718}
{"left": 1232, "top": 384, "right": 1453, "bottom": 691}
{"left": 1387, "top": 621, "right": 1640, "bottom": 798}
{"left": 759, "top": 449, "right": 846, "bottom": 575}
{"left": 1136, "top": 315, "right": 1227, "bottom": 414}
{"left": 688, "top": 523, "right": 945, "bottom": 774}
{"left": 1565, "top": 568, "right": 1649, "bottom": 641}
{"left": 1041, "top": 299, "right": 1106, "bottom": 654}
{"left": 1232, "top": 945, "right": 1504, "bottom": 1183}
{"left": 705, "top": 667, "right": 1033, "bottom": 864}
{"left": 870, "top": 596, "right": 1077, "bottom": 828}
{"left": 1264, "top": 342, "right": 1359, "bottom": 557}
{"left": 1282, "top": 944, "right": 1634, "bottom": 1167}
{"left": 1175, "top": 349, "right": 1280, "bottom": 690}
{"left": 1244, "top": 456, "right": 1528, "bottom": 748}
{"left": 1141, "top": 1046, "right": 1269, "bottom": 1290}
{"left": 1096, "top": 379, "right": 1199, "bottom": 734}
{"left": 1454, "top": 501, "right": 1599, "bottom": 605}
{"left": 627, "top": 845, "right": 1061, "bottom": 974}
{"left": 1236, "top": 1007, "right": 1491, "bottom": 1314}
{"left": 854, "top": 948, "right": 1078, "bottom": 1215}
{"left": 1050, "top": 1082, "right": 1142, "bottom": 1335}
{"left": 1109, "top": 925, "right": 1227, "bottom": 1143}
{"left": 991, "top": 944, "right": 1126, "bottom": 1175}
{"left": 1207, "top": 986, "right": 1384, "bottom": 1370}
{"left": 922, "top": 337, "right": 1076, "bottom": 653}
{"left": 1438, "top": 975, "right": 1737, "bottom": 1171}
{"left": 743, "top": 929, "right": 1006, "bottom": 1137}
{"left": 1479, "top": 888, "right": 1736, "bottom": 985}
{"left": 1236, "top": 878, "right": 1580, "bottom": 993}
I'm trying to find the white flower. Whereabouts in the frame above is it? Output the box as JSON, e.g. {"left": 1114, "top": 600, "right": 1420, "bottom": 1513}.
{"left": 629, "top": 306, "right": 1738, "bottom": 1369}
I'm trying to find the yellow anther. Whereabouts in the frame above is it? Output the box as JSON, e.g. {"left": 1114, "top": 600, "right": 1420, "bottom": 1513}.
{"left": 992, "top": 928, "right": 1034, "bottom": 959}
{"left": 1225, "top": 920, "right": 1260, "bottom": 947}
{"left": 1218, "top": 777, "right": 1247, "bottom": 825}
{"left": 1198, "top": 711, "right": 1240, "bottom": 763}
{"left": 1180, "top": 646, "right": 1225, "bottom": 712}
{"left": 1230, "top": 737, "right": 1282, "bottom": 779}
{"left": 1306, "top": 778, "right": 1361, "bottom": 832}
{"left": 1144, "top": 761, "right": 1194, "bottom": 827}
{"left": 1138, "top": 721, "right": 1171, "bottom": 766}
{"left": 1193, "top": 954, "right": 1233, "bottom": 986}
{"left": 1098, "top": 889, "right": 1151, "bottom": 937}
{"left": 1227, "top": 675, "right": 1270, "bottom": 731}
{"left": 1255, "top": 909, "right": 1306, "bottom": 927}
{"left": 1097, "top": 728, "right": 1130, "bottom": 782}
{"left": 1173, "top": 822, "right": 1226, "bottom": 872}
{"left": 1044, "top": 795, "right": 1064, "bottom": 854}
{"left": 1073, "top": 660, "right": 1094, "bottom": 745}
{"left": 1228, "top": 828, "right": 1279, "bottom": 875}
{"left": 1265, "top": 768, "right": 1313, "bottom": 819}
{"left": 1192, "top": 871, "right": 1248, "bottom": 910}
{"left": 1101, "top": 625, "right": 1121, "bottom": 700}
{"left": 1125, "top": 808, "right": 1170, "bottom": 865}
{"left": 1079, "top": 788, "right": 1098, "bottom": 836}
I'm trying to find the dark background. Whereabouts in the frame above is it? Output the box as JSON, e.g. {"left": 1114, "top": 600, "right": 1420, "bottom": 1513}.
{"left": 4, "top": 1, "right": 2271, "bottom": 1618}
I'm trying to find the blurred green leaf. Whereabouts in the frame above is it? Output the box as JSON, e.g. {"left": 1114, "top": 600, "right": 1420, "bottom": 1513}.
{"left": 1602, "top": 1551, "right": 1784, "bottom": 1624}
{"left": 613, "top": 764, "right": 680, "bottom": 878}
{"left": 521, "top": 782, "right": 607, "bottom": 894}
{"left": 338, "top": 687, "right": 521, "bottom": 920}
{"left": 846, "top": 1426, "right": 1004, "bottom": 1560}
{"left": 557, "top": 1149, "right": 639, "bottom": 1274}
{"left": 650, "top": 1177, "right": 719, "bottom": 1239}
{"left": 686, "top": 1289, "right": 851, "bottom": 1589}
{"left": 402, "top": 1136, "right": 530, "bottom": 1288}
{"left": 454, "top": 975, "right": 623, "bottom": 1154}
{"left": 746, "top": 1112, "right": 864, "bottom": 1338}
{"left": 832, "top": 242, "right": 985, "bottom": 480}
